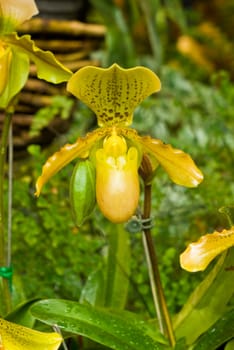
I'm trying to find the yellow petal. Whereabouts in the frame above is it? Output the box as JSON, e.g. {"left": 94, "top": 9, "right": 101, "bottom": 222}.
{"left": 120, "top": 128, "right": 203, "bottom": 187}
{"left": 0, "top": 0, "right": 38, "bottom": 28}
{"left": 35, "top": 128, "right": 108, "bottom": 196}
{"left": 132, "top": 132, "right": 203, "bottom": 187}
{"left": 180, "top": 226, "right": 234, "bottom": 272}
{"left": 67, "top": 63, "right": 161, "bottom": 127}
{"left": 96, "top": 134, "right": 139, "bottom": 223}
{"left": 0, "top": 318, "right": 62, "bottom": 350}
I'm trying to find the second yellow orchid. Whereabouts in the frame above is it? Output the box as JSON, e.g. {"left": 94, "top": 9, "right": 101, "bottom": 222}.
{"left": 180, "top": 226, "right": 234, "bottom": 272}
{"left": 36, "top": 64, "right": 203, "bottom": 224}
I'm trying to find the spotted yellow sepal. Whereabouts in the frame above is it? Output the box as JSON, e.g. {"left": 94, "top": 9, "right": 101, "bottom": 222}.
{"left": 67, "top": 63, "right": 161, "bottom": 127}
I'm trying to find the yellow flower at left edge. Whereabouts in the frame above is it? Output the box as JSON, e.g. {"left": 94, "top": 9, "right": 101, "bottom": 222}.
{"left": 0, "top": 318, "right": 62, "bottom": 350}
{"left": 0, "top": 0, "right": 72, "bottom": 109}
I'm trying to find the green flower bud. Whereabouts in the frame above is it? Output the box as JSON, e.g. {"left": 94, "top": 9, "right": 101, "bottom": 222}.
{"left": 70, "top": 159, "right": 96, "bottom": 227}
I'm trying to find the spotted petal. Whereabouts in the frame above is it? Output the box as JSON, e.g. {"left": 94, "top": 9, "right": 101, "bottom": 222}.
{"left": 67, "top": 63, "right": 161, "bottom": 127}
{"left": 35, "top": 129, "right": 108, "bottom": 196}
{"left": 0, "top": 317, "right": 62, "bottom": 350}
{"left": 180, "top": 226, "right": 234, "bottom": 272}
{"left": 121, "top": 128, "right": 204, "bottom": 187}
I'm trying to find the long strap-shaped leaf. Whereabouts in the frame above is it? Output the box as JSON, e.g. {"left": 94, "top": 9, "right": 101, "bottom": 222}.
{"left": 174, "top": 248, "right": 234, "bottom": 345}
{"left": 31, "top": 299, "right": 169, "bottom": 350}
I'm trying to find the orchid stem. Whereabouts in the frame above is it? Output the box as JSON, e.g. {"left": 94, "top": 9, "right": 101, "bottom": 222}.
{"left": 0, "top": 106, "right": 13, "bottom": 315}
{"left": 142, "top": 182, "right": 175, "bottom": 348}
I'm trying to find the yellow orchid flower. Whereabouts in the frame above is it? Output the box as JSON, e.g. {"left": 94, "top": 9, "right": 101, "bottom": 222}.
{"left": 0, "top": 318, "right": 62, "bottom": 350}
{"left": 180, "top": 226, "right": 234, "bottom": 272}
{"left": 0, "top": 0, "right": 71, "bottom": 108}
{"left": 36, "top": 64, "right": 203, "bottom": 224}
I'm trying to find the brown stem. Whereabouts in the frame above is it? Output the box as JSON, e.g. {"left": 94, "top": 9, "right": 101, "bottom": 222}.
{"left": 140, "top": 156, "right": 175, "bottom": 347}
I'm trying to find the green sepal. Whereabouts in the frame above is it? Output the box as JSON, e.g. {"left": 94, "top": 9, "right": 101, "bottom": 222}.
{"left": 70, "top": 159, "right": 96, "bottom": 227}
{"left": 5, "top": 33, "right": 72, "bottom": 84}
{"left": 0, "top": 46, "right": 29, "bottom": 108}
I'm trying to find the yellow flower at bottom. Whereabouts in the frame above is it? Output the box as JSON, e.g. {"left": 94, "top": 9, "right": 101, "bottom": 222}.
{"left": 96, "top": 133, "right": 139, "bottom": 223}
{"left": 0, "top": 318, "right": 62, "bottom": 350}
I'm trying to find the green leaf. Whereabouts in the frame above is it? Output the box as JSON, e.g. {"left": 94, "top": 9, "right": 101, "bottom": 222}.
{"left": 174, "top": 248, "right": 234, "bottom": 345}
{"left": 5, "top": 33, "right": 72, "bottom": 84}
{"left": 0, "top": 46, "right": 29, "bottom": 108}
{"left": 104, "top": 224, "right": 131, "bottom": 309}
{"left": 31, "top": 299, "right": 169, "bottom": 350}
{"left": 5, "top": 299, "right": 40, "bottom": 328}
{"left": 225, "top": 339, "right": 234, "bottom": 350}
{"left": 80, "top": 268, "right": 105, "bottom": 307}
{"left": 192, "top": 308, "right": 234, "bottom": 350}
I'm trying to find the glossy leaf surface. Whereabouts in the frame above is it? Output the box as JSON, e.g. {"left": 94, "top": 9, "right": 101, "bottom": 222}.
{"left": 174, "top": 249, "right": 234, "bottom": 345}
{"left": 192, "top": 308, "right": 234, "bottom": 350}
{"left": 31, "top": 299, "right": 169, "bottom": 350}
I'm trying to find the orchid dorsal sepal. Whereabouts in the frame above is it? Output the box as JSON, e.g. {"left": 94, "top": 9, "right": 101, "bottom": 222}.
{"left": 67, "top": 63, "right": 161, "bottom": 127}
{"left": 180, "top": 226, "right": 234, "bottom": 272}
